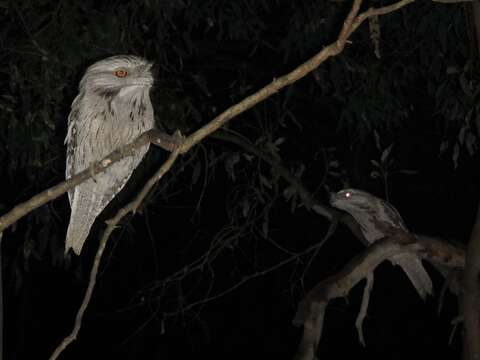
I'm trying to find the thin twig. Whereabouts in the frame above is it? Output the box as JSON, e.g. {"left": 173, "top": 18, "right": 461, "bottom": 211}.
{"left": 294, "top": 232, "right": 466, "bottom": 358}
{"left": 45, "top": 0, "right": 422, "bottom": 358}
{"left": 0, "top": 129, "right": 177, "bottom": 233}
{"left": 49, "top": 148, "right": 181, "bottom": 360}
{"left": 211, "top": 131, "right": 368, "bottom": 244}
{"left": 0, "top": 0, "right": 404, "bottom": 237}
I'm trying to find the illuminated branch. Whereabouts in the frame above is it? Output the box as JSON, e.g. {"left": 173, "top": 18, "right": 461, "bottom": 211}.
{"left": 0, "top": 129, "right": 179, "bottom": 233}
{"left": 294, "top": 233, "right": 465, "bottom": 360}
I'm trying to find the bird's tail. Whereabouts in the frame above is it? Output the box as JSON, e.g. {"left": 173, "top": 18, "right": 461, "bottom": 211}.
{"left": 392, "top": 254, "right": 433, "bottom": 300}
{"left": 65, "top": 189, "right": 104, "bottom": 255}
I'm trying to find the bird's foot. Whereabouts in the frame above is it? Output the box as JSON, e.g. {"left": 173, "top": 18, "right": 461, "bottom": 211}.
{"left": 154, "top": 130, "right": 184, "bottom": 152}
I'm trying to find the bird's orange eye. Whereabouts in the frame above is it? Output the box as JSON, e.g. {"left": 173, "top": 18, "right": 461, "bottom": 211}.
{"left": 114, "top": 69, "right": 128, "bottom": 78}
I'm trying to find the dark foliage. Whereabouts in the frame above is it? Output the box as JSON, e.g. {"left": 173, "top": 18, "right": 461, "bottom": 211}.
{"left": 0, "top": 0, "right": 479, "bottom": 359}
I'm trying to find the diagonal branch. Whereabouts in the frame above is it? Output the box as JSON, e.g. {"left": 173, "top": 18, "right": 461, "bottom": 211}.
{"left": 293, "top": 235, "right": 417, "bottom": 360}
{"left": 211, "top": 131, "right": 370, "bottom": 243}
{"left": 0, "top": 0, "right": 414, "bottom": 239}
{"left": 49, "top": 147, "right": 182, "bottom": 360}
{"left": 31, "top": 0, "right": 422, "bottom": 358}
{"left": 293, "top": 233, "right": 465, "bottom": 360}
{"left": 175, "top": 0, "right": 367, "bottom": 153}
{"left": 347, "top": 0, "right": 415, "bottom": 38}
{"left": 0, "top": 129, "right": 179, "bottom": 233}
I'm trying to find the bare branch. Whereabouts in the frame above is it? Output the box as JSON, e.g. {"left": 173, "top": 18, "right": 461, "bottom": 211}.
{"left": 293, "top": 233, "right": 465, "bottom": 359}
{"left": 0, "top": 0, "right": 415, "bottom": 239}
{"left": 51, "top": 172, "right": 333, "bottom": 359}
{"left": 49, "top": 147, "right": 181, "bottom": 360}
{"left": 294, "top": 302, "right": 327, "bottom": 360}
{"left": 155, "top": 219, "right": 338, "bottom": 319}
{"left": 179, "top": 0, "right": 368, "bottom": 153}
{"left": 212, "top": 132, "right": 332, "bottom": 216}
{"left": 211, "top": 106, "right": 470, "bottom": 358}
{"left": 347, "top": 0, "right": 415, "bottom": 38}
{"left": 356, "top": 273, "right": 374, "bottom": 346}
{"left": 0, "top": 129, "right": 179, "bottom": 233}
{"left": 212, "top": 131, "right": 370, "bottom": 243}
{"left": 31, "top": 0, "right": 423, "bottom": 357}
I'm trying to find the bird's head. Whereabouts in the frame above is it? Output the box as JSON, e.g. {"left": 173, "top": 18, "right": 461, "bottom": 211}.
{"left": 79, "top": 55, "right": 154, "bottom": 99}
{"left": 330, "top": 188, "right": 407, "bottom": 241}
{"left": 329, "top": 188, "right": 379, "bottom": 216}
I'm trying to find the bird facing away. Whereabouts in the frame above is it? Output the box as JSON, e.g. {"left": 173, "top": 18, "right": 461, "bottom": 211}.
{"left": 65, "top": 55, "right": 155, "bottom": 255}
{"left": 330, "top": 188, "right": 433, "bottom": 300}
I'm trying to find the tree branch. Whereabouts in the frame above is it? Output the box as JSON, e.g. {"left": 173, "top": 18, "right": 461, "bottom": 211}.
{"left": 11, "top": 0, "right": 421, "bottom": 357}
{"left": 211, "top": 131, "right": 368, "bottom": 245}
{"left": 0, "top": 0, "right": 415, "bottom": 238}
{"left": 346, "top": 0, "right": 415, "bottom": 39}
{"left": 0, "top": 129, "right": 178, "bottom": 233}
{"left": 49, "top": 147, "right": 182, "bottom": 360}
{"left": 214, "top": 132, "right": 468, "bottom": 355}
{"left": 293, "top": 233, "right": 466, "bottom": 360}
{"left": 178, "top": 0, "right": 365, "bottom": 152}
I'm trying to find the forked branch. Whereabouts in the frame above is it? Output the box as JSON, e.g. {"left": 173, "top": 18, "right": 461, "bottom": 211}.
{"left": 293, "top": 233, "right": 465, "bottom": 360}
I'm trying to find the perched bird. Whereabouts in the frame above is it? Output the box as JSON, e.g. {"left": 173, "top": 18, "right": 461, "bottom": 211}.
{"left": 65, "top": 55, "right": 155, "bottom": 255}
{"left": 330, "top": 188, "right": 433, "bottom": 300}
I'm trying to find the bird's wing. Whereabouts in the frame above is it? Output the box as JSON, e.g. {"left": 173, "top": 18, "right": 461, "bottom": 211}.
{"left": 331, "top": 189, "right": 433, "bottom": 300}
{"left": 65, "top": 96, "right": 112, "bottom": 254}
{"left": 65, "top": 93, "right": 83, "bottom": 204}
{"left": 391, "top": 253, "right": 433, "bottom": 300}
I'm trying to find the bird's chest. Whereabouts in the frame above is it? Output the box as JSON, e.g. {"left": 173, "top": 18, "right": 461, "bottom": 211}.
{"left": 350, "top": 203, "right": 408, "bottom": 243}
{"left": 84, "top": 98, "right": 152, "bottom": 156}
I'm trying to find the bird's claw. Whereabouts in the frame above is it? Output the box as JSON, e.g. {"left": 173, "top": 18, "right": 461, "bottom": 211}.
{"left": 156, "top": 130, "right": 184, "bottom": 152}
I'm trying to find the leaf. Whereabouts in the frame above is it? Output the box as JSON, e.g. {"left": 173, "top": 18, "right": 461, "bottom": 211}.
{"left": 370, "top": 171, "right": 380, "bottom": 179}
{"left": 243, "top": 153, "right": 254, "bottom": 162}
{"left": 452, "top": 143, "right": 460, "bottom": 169}
{"left": 274, "top": 137, "right": 285, "bottom": 146}
{"left": 225, "top": 152, "right": 240, "bottom": 181}
{"left": 381, "top": 143, "right": 394, "bottom": 163}
{"left": 242, "top": 199, "right": 250, "bottom": 218}
{"left": 439, "top": 140, "right": 449, "bottom": 155}
{"left": 294, "top": 164, "right": 306, "bottom": 178}
{"left": 466, "top": 132, "right": 477, "bottom": 156}
{"left": 259, "top": 174, "right": 272, "bottom": 189}
{"left": 329, "top": 160, "right": 339, "bottom": 168}
{"left": 262, "top": 217, "right": 269, "bottom": 238}
{"left": 283, "top": 185, "right": 296, "bottom": 201}
{"left": 458, "top": 126, "right": 466, "bottom": 145}
{"left": 373, "top": 129, "right": 381, "bottom": 150}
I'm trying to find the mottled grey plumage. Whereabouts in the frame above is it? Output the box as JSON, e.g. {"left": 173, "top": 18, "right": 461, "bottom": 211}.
{"left": 65, "top": 55, "right": 155, "bottom": 255}
{"left": 330, "top": 188, "right": 433, "bottom": 300}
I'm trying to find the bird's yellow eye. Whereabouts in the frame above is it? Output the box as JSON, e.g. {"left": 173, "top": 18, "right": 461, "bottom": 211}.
{"left": 114, "top": 69, "right": 128, "bottom": 78}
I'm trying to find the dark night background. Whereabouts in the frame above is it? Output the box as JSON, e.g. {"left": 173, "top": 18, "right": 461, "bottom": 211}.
{"left": 0, "top": 0, "right": 479, "bottom": 359}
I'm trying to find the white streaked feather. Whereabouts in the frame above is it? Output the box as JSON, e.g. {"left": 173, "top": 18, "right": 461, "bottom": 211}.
{"left": 330, "top": 188, "right": 433, "bottom": 299}
{"left": 65, "top": 55, "right": 155, "bottom": 255}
